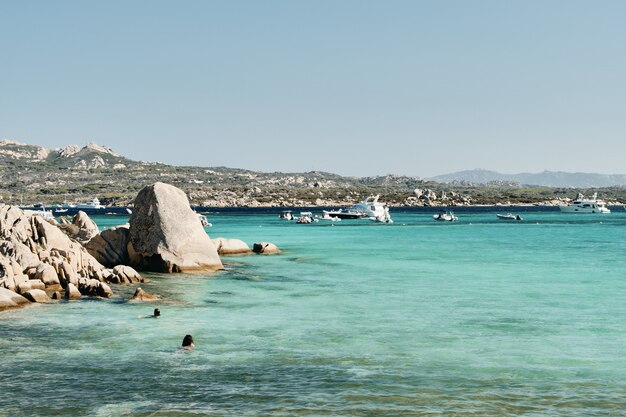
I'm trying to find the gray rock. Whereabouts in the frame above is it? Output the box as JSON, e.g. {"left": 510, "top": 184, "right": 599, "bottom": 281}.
{"left": 85, "top": 225, "right": 129, "bottom": 267}
{"left": 78, "top": 278, "right": 112, "bottom": 298}
{"left": 107, "top": 265, "right": 143, "bottom": 284}
{"left": 252, "top": 242, "right": 280, "bottom": 255}
{"left": 17, "top": 279, "right": 46, "bottom": 293}
{"left": 130, "top": 287, "right": 158, "bottom": 301}
{"left": 0, "top": 287, "right": 30, "bottom": 310}
{"left": 64, "top": 283, "right": 82, "bottom": 300}
{"left": 22, "top": 289, "right": 50, "bottom": 303}
{"left": 213, "top": 237, "right": 252, "bottom": 255}
{"left": 31, "top": 262, "right": 60, "bottom": 286}
{"left": 127, "top": 182, "right": 223, "bottom": 272}
{"left": 58, "top": 211, "right": 100, "bottom": 244}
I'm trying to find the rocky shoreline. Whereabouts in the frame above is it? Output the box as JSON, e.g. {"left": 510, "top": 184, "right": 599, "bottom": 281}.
{"left": 190, "top": 187, "right": 624, "bottom": 208}
{"left": 0, "top": 182, "right": 279, "bottom": 312}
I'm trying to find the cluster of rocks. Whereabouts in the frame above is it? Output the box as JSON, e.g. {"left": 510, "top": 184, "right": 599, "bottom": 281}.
{"left": 403, "top": 188, "right": 472, "bottom": 207}
{"left": 0, "top": 204, "right": 143, "bottom": 310}
{"left": 0, "top": 182, "right": 281, "bottom": 312}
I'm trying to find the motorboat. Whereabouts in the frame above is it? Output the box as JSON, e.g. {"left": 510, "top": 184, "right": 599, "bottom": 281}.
{"left": 54, "top": 208, "right": 69, "bottom": 214}
{"left": 318, "top": 212, "right": 341, "bottom": 222}
{"left": 198, "top": 214, "right": 212, "bottom": 227}
{"left": 23, "top": 208, "right": 55, "bottom": 220}
{"left": 296, "top": 212, "right": 318, "bottom": 224}
{"left": 279, "top": 210, "right": 294, "bottom": 220}
{"left": 559, "top": 193, "right": 610, "bottom": 213}
{"left": 324, "top": 195, "right": 392, "bottom": 222}
{"left": 496, "top": 213, "right": 523, "bottom": 221}
{"left": 433, "top": 210, "right": 458, "bottom": 222}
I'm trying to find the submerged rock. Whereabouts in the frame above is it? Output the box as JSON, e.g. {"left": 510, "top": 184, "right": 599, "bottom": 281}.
{"left": 127, "top": 182, "right": 223, "bottom": 273}
{"left": 252, "top": 242, "right": 280, "bottom": 255}
{"left": 130, "top": 287, "right": 158, "bottom": 301}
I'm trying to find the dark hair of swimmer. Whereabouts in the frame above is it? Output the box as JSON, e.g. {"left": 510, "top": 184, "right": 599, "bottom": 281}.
{"left": 182, "top": 334, "right": 194, "bottom": 347}
{"left": 153, "top": 308, "right": 160, "bottom": 317}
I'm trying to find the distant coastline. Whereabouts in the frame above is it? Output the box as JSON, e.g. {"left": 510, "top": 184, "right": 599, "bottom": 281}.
{"left": 2, "top": 140, "right": 626, "bottom": 208}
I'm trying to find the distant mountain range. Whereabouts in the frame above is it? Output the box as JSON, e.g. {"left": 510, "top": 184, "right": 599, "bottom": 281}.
{"left": 431, "top": 169, "right": 626, "bottom": 188}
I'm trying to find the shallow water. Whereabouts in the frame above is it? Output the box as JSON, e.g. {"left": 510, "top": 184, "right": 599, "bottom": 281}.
{"left": 1, "top": 209, "right": 625, "bottom": 416}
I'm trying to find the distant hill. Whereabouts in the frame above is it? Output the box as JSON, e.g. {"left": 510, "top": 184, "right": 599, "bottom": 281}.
{"left": 431, "top": 169, "right": 626, "bottom": 188}
{"left": 1, "top": 140, "right": 625, "bottom": 207}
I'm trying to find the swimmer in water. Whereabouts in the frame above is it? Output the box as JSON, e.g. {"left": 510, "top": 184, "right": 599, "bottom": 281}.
{"left": 182, "top": 334, "right": 195, "bottom": 350}
{"left": 153, "top": 308, "right": 160, "bottom": 317}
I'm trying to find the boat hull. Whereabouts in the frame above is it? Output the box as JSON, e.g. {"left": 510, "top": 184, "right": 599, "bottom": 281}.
{"left": 323, "top": 211, "right": 366, "bottom": 219}
{"left": 559, "top": 206, "right": 610, "bottom": 214}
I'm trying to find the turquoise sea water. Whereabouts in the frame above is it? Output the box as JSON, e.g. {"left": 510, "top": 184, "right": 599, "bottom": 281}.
{"left": 1, "top": 209, "right": 625, "bottom": 416}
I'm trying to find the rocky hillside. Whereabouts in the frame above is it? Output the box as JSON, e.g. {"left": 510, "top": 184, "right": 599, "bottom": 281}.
{"left": 1, "top": 140, "right": 625, "bottom": 207}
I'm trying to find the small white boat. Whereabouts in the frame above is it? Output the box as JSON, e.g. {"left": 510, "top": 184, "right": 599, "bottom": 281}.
{"left": 279, "top": 210, "right": 294, "bottom": 220}
{"left": 433, "top": 210, "right": 458, "bottom": 222}
{"left": 296, "top": 212, "right": 318, "bottom": 224}
{"left": 496, "top": 213, "right": 523, "bottom": 221}
{"left": 559, "top": 193, "right": 610, "bottom": 213}
{"left": 317, "top": 213, "right": 341, "bottom": 221}
{"left": 198, "top": 214, "right": 212, "bottom": 227}
{"left": 54, "top": 208, "right": 69, "bottom": 213}
{"left": 23, "top": 208, "right": 55, "bottom": 220}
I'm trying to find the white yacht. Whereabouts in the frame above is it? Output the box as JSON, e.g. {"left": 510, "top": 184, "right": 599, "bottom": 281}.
{"left": 324, "top": 195, "right": 392, "bottom": 222}
{"left": 559, "top": 193, "right": 610, "bottom": 214}
{"left": 75, "top": 198, "right": 106, "bottom": 210}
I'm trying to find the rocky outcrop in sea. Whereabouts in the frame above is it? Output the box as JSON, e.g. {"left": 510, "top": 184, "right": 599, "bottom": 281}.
{"left": 0, "top": 182, "right": 281, "bottom": 312}
{"left": 0, "top": 205, "right": 144, "bottom": 311}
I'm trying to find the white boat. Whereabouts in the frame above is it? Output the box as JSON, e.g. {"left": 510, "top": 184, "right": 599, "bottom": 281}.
{"left": 559, "top": 193, "right": 610, "bottom": 213}
{"left": 433, "top": 210, "right": 458, "bottom": 222}
{"left": 75, "top": 198, "right": 106, "bottom": 210}
{"left": 23, "top": 208, "right": 55, "bottom": 220}
{"left": 198, "top": 214, "right": 212, "bottom": 227}
{"left": 54, "top": 208, "right": 69, "bottom": 214}
{"left": 296, "top": 212, "right": 318, "bottom": 224}
{"left": 317, "top": 212, "right": 341, "bottom": 222}
{"left": 279, "top": 210, "right": 294, "bottom": 220}
{"left": 496, "top": 213, "right": 523, "bottom": 221}
{"left": 324, "top": 195, "right": 392, "bottom": 222}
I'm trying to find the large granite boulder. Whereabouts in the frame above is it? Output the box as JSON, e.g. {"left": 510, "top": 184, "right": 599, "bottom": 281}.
{"left": 58, "top": 211, "right": 100, "bottom": 244}
{"left": 0, "top": 287, "right": 29, "bottom": 310}
{"left": 85, "top": 225, "right": 129, "bottom": 267}
{"left": 127, "top": 182, "right": 223, "bottom": 272}
{"left": 213, "top": 238, "right": 252, "bottom": 255}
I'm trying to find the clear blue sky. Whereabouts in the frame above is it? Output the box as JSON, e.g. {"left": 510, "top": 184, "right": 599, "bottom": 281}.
{"left": 1, "top": 0, "right": 625, "bottom": 177}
